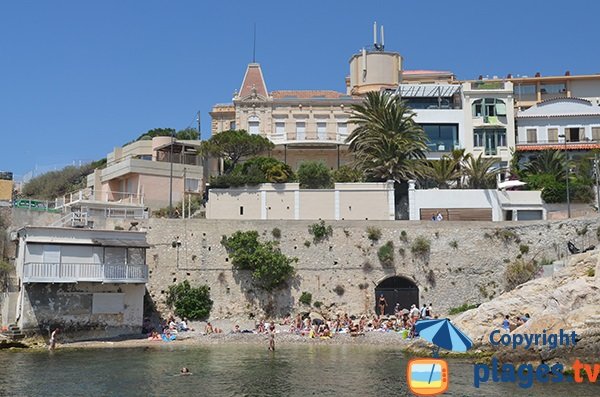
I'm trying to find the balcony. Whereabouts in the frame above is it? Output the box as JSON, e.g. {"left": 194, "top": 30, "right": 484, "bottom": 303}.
{"left": 56, "top": 187, "right": 144, "bottom": 208}
{"left": 270, "top": 131, "right": 348, "bottom": 145}
{"left": 23, "top": 262, "right": 148, "bottom": 284}
{"left": 470, "top": 81, "right": 506, "bottom": 90}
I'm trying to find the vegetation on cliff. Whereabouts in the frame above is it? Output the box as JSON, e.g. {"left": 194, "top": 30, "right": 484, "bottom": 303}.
{"left": 166, "top": 280, "right": 213, "bottom": 320}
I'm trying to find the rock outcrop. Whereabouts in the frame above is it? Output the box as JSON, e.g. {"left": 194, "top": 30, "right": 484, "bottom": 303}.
{"left": 454, "top": 249, "right": 600, "bottom": 362}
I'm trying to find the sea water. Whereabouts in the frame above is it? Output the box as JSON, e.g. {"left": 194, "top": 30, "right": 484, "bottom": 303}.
{"left": 0, "top": 344, "right": 597, "bottom": 396}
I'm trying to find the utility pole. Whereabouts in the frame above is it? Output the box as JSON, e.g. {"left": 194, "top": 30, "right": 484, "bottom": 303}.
{"left": 169, "top": 132, "right": 174, "bottom": 218}
{"left": 594, "top": 152, "right": 600, "bottom": 212}
{"left": 196, "top": 111, "right": 201, "bottom": 140}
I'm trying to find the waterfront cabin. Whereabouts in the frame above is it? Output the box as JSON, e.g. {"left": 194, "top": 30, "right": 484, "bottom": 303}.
{"left": 4, "top": 226, "right": 149, "bottom": 338}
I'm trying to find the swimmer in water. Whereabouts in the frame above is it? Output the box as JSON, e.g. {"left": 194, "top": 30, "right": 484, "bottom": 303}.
{"left": 180, "top": 367, "right": 191, "bottom": 375}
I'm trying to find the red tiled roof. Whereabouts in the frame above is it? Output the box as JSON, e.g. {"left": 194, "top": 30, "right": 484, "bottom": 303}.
{"left": 517, "top": 143, "right": 600, "bottom": 151}
{"left": 238, "top": 63, "right": 268, "bottom": 99}
{"left": 271, "top": 90, "right": 352, "bottom": 99}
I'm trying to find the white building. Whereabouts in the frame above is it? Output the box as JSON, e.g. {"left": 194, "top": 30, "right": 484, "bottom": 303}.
{"left": 516, "top": 97, "right": 600, "bottom": 156}
{"left": 2, "top": 227, "right": 149, "bottom": 338}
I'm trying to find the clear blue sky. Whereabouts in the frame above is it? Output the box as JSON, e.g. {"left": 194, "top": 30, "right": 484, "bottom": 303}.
{"left": 1, "top": 0, "right": 599, "bottom": 179}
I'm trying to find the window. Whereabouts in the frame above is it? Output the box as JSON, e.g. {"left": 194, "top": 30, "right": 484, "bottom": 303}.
{"left": 239, "top": 206, "right": 244, "bottom": 216}
{"left": 515, "top": 84, "right": 537, "bottom": 100}
{"left": 296, "top": 122, "right": 306, "bottom": 140}
{"left": 248, "top": 116, "right": 259, "bottom": 135}
{"left": 526, "top": 129, "right": 537, "bottom": 143}
{"left": 592, "top": 127, "right": 600, "bottom": 141}
{"left": 540, "top": 83, "right": 566, "bottom": 95}
{"left": 472, "top": 98, "right": 506, "bottom": 117}
{"left": 548, "top": 128, "right": 559, "bottom": 143}
{"left": 474, "top": 128, "right": 506, "bottom": 155}
{"left": 185, "top": 178, "right": 200, "bottom": 192}
{"left": 421, "top": 124, "right": 458, "bottom": 152}
{"left": 317, "top": 122, "right": 327, "bottom": 140}
{"left": 229, "top": 121, "right": 236, "bottom": 130}
{"left": 275, "top": 122, "right": 285, "bottom": 137}
{"left": 337, "top": 122, "right": 348, "bottom": 141}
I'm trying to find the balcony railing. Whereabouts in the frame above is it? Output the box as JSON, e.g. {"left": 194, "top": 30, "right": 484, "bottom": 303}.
{"left": 518, "top": 138, "right": 600, "bottom": 146}
{"left": 56, "top": 188, "right": 144, "bottom": 208}
{"left": 470, "top": 81, "right": 506, "bottom": 90}
{"left": 23, "top": 262, "right": 148, "bottom": 283}
{"left": 270, "top": 131, "right": 349, "bottom": 144}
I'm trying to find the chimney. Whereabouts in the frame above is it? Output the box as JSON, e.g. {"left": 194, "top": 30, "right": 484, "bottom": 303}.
{"left": 535, "top": 72, "right": 541, "bottom": 77}
{"left": 506, "top": 73, "right": 512, "bottom": 79}
{"left": 478, "top": 75, "right": 483, "bottom": 80}
{"left": 565, "top": 70, "right": 571, "bottom": 76}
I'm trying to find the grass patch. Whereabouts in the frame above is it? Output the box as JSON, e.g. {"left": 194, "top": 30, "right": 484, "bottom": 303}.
{"left": 377, "top": 241, "right": 395, "bottom": 267}
{"left": 366, "top": 226, "right": 382, "bottom": 242}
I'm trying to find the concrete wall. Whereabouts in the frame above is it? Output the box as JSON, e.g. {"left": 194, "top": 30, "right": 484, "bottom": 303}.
{"left": 143, "top": 217, "right": 600, "bottom": 321}
{"left": 20, "top": 282, "right": 145, "bottom": 337}
{"left": 207, "top": 182, "right": 394, "bottom": 220}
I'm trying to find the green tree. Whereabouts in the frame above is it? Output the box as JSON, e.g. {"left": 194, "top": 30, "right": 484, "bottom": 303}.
{"left": 201, "top": 130, "right": 274, "bottom": 174}
{"left": 523, "top": 150, "right": 566, "bottom": 180}
{"left": 297, "top": 161, "right": 333, "bottom": 189}
{"left": 464, "top": 153, "right": 500, "bottom": 189}
{"left": 332, "top": 165, "right": 365, "bottom": 183}
{"left": 347, "top": 91, "right": 428, "bottom": 183}
{"left": 175, "top": 128, "right": 200, "bottom": 140}
{"left": 239, "top": 157, "right": 294, "bottom": 183}
{"left": 422, "top": 158, "right": 460, "bottom": 189}
{"left": 222, "top": 230, "right": 296, "bottom": 291}
{"left": 166, "top": 280, "right": 213, "bottom": 320}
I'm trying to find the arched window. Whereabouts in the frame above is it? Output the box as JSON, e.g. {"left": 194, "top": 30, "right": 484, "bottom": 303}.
{"left": 248, "top": 116, "right": 260, "bottom": 135}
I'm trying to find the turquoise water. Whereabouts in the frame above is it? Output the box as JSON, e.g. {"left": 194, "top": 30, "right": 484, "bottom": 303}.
{"left": 0, "top": 345, "right": 598, "bottom": 396}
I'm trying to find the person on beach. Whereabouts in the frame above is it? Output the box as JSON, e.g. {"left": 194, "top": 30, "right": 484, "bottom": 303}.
{"left": 48, "top": 328, "right": 59, "bottom": 350}
{"left": 268, "top": 323, "right": 276, "bottom": 351}
{"left": 378, "top": 294, "right": 387, "bottom": 317}
{"left": 205, "top": 322, "right": 214, "bottom": 335}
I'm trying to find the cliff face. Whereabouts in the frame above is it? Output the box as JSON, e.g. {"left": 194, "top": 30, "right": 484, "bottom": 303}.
{"left": 454, "top": 250, "right": 600, "bottom": 362}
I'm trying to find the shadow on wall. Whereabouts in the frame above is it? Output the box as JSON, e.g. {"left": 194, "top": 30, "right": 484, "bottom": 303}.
{"left": 231, "top": 269, "right": 299, "bottom": 319}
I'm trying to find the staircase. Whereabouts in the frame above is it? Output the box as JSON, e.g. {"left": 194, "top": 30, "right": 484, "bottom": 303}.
{"left": 1, "top": 324, "right": 25, "bottom": 340}
{"left": 50, "top": 211, "right": 91, "bottom": 228}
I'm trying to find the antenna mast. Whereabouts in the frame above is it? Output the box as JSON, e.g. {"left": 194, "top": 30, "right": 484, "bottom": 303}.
{"left": 252, "top": 23, "right": 256, "bottom": 63}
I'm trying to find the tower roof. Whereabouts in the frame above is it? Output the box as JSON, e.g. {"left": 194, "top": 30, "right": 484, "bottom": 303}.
{"left": 238, "top": 63, "right": 268, "bottom": 99}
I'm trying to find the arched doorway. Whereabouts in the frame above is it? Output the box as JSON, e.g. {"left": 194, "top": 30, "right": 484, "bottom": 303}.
{"left": 374, "top": 276, "right": 419, "bottom": 316}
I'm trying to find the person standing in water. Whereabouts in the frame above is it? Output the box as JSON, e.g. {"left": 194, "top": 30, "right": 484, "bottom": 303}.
{"left": 48, "top": 328, "right": 59, "bottom": 350}
{"left": 268, "top": 323, "right": 276, "bottom": 351}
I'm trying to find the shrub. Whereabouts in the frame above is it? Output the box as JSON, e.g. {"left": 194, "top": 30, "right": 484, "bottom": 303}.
{"left": 504, "top": 258, "right": 541, "bottom": 291}
{"left": 519, "top": 244, "right": 529, "bottom": 255}
{"left": 271, "top": 227, "right": 282, "bottom": 239}
{"left": 362, "top": 262, "right": 373, "bottom": 272}
{"left": 299, "top": 291, "right": 312, "bottom": 306}
{"left": 222, "top": 230, "right": 297, "bottom": 291}
{"left": 587, "top": 268, "right": 595, "bottom": 277}
{"left": 304, "top": 240, "right": 311, "bottom": 248}
{"left": 366, "top": 226, "right": 382, "bottom": 242}
{"left": 494, "top": 229, "right": 520, "bottom": 244}
{"left": 398, "top": 247, "right": 406, "bottom": 257}
{"left": 541, "top": 183, "right": 566, "bottom": 203}
{"left": 449, "top": 240, "right": 458, "bottom": 249}
{"left": 297, "top": 161, "right": 333, "bottom": 189}
{"left": 333, "top": 285, "right": 345, "bottom": 296}
{"left": 448, "top": 303, "right": 479, "bottom": 315}
{"left": 576, "top": 225, "right": 589, "bottom": 236}
{"left": 166, "top": 280, "right": 213, "bottom": 320}
{"left": 313, "top": 301, "right": 323, "bottom": 309}
{"left": 426, "top": 269, "right": 436, "bottom": 286}
{"left": 377, "top": 241, "right": 395, "bottom": 267}
{"left": 411, "top": 236, "right": 431, "bottom": 257}
{"left": 308, "top": 220, "right": 333, "bottom": 243}
{"left": 399, "top": 230, "right": 408, "bottom": 243}
{"left": 332, "top": 165, "right": 365, "bottom": 183}
{"left": 114, "top": 225, "right": 124, "bottom": 231}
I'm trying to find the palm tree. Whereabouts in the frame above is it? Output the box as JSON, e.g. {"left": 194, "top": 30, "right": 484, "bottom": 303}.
{"left": 464, "top": 153, "right": 500, "bottom": 189}
{"left": 523, "top": 150, "right": 566, "bottom": 180}
{"left": 347, "top": 91, "right": 428, "bottom": 183}
{"left": 422, "top": 158, "right": 460, "bottom": 189}
{"left": 447, "top": 148, "right": 469, "bottom": 188}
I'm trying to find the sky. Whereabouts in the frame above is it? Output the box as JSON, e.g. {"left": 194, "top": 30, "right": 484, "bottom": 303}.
{"left": 1, "top": 0, "right": 599, "bottom": 180}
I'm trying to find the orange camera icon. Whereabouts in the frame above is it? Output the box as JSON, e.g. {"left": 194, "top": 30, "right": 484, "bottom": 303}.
{"left": 407, "top": 358, "right": 449, "bottom": 396}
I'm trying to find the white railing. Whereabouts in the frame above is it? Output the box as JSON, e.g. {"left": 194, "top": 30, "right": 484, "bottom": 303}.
{"left": 57, "top": 188, "right": 145, "bottom": 208}
{"left": 23, "top": 263, "right": 148, "bottom": 283}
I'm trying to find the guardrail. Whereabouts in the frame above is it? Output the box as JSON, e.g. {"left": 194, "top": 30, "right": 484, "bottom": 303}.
{"left": 23, "top": 263, "right": 148, "bottom": 283}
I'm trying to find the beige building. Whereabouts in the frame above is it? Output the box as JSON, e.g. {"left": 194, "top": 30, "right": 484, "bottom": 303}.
{"left": 206, "top": 182, "right": 395, "bottom": 220}
{"left": 65, "top": 136, "right": 204, "bottom": 215}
